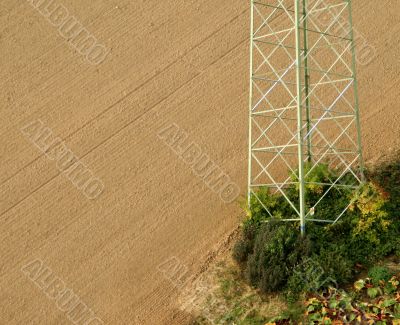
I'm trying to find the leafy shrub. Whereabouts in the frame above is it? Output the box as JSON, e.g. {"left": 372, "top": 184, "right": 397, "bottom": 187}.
{"left": 285, "top": 248, "right": 353, "bottom": 304}
{"left": 268, "top": 274, "right": 400, "bottom": 323}
{"left": 300, "top": 274, "right": 400, "bottom": 323}
{"left": 368, "top": 153, "right": 400, "bottom": 214}
{"left": 245, "top": 222, "right": 311, "bottom": 293}
{"left": 291, "top": 163, "right": 337, "bottom": 194}
{"left": 242, "top": 189, "right": 292, "bottom": 230}
{"left": 368, "top": 154, "right": 400, "bottom": 258}
{"left": 368, "top": 266, "right": 393, "bottom": 286}
{"left": 232, "top": 239, "right": 252, "bottom": 264}
{"left": 349, "top": 183, "right": 390, "bottom": 244}
{"left": 233, "top": 158, "right": 400, "bottom": 300}
{"left": 312, "top": 246, "right": 354, "bottom": 284}
{"left": 233, "top": 223, "right": 257, "bottom": 264}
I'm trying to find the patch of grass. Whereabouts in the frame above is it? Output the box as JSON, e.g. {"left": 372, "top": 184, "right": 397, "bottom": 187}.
{"left": 191, "top": 260, "right": 287, "bottom": 325}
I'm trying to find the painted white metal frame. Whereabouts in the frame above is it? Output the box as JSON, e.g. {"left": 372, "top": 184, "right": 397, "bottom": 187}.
{"left": 248, "top": 0, "right": 364, "bottom": 234}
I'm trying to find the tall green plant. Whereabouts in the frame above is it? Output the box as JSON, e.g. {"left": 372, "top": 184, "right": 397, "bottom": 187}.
{"left": 349, "top": 183, "right": 390, "bottom": 244}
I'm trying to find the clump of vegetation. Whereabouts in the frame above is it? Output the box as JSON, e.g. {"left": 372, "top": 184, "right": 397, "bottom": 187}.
{"left": 233, "top": 158, "right": 400, "bottom": 300}
{"left": 194, "top": 155, "right": 400, "bottom": 324}
{"left": 303, "top": 274, "right": 400, "bottom": 323}
{"left": 368, "top": 266, "right": 393, "bottom": 286}
{"left": 245, "top": 222, "right": 311, "bottom": 293}
{"left": 367, "top": 153, "right": 400, "bottom": 258}
{"left": 191, "top": 260, "right": 286, "bottom": 325}
{"left": 266, "top": 273, "right": 400, "bottom": 324}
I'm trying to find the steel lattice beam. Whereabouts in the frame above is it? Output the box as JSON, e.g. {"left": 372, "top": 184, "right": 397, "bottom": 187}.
{"left": 247, "top": 0, "right": 364, "bottom": 235}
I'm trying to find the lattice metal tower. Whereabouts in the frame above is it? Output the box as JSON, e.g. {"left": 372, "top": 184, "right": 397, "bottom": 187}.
{"left": 247, "top": 0, "right": 364, "bottom": 234}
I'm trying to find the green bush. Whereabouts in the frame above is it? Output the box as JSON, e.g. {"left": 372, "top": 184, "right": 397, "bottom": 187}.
{"left": 242, "top": 189, "right": 292, "bottom": 230}
{"left": 245, "top": 222, "right": 311, "bottom": 293}
{"left": 285, "top": 248, "right": 353, "bottom": 303}
{"left": 312, "top": 247, "right": 354, "bottom": 284}
{"left": 232, "top": 240, "right": 252, "bottom": 264}
{"left": 302, "top": 274, "right": 400, "bottom": 323}
{"left": 233, "top": 158, "right": 400, "bottom": 300}
{"left": 368, "top": 266, "right": 392, "bottom": 286}
{"left": 233, "top": 223, "right": 258, "bottom": 264}
{"left": 368, "top": 154, "right": 400, "bottom": 211}
{"left": 349, "top": 183, "right": 390, "bottom": 244}
{"left": 368, "top": 155, "right": 400, "bottom": 258}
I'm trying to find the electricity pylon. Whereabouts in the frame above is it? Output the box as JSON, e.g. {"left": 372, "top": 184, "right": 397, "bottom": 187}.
{"left": 247, "top": 0, "right": 364, "bottom": 235}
